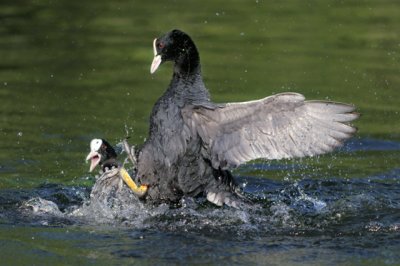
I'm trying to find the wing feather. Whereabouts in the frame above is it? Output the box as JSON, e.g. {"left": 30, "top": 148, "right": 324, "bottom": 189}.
{"left": 182, "top": 92, "right": 359, "bottom": 169}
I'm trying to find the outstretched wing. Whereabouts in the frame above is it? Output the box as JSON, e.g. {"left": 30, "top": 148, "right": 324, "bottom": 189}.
{"left": 182, "top": 92, "right": 359, "bottom": 169}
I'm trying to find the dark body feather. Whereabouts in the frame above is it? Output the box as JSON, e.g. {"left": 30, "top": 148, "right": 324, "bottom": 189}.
{"left": 135, "top": 30, "right": 358, "bottom": 207}
{"left": 137, "top": 56, "right": 231, "bottom": 203}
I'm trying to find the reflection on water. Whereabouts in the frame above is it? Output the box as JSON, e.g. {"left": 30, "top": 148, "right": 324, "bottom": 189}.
{"left": 1, "top": 0, "right": 400, "bottom": 265}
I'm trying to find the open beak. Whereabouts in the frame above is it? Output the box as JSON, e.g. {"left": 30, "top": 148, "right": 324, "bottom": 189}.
{"left": 150, "top": 38, "right": 162, "bottom": 74}
{"left": 86, "top": 151, "right": 101, "bottom": 172}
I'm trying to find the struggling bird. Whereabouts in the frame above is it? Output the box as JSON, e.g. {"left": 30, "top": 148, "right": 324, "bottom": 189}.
{"left": 88, "top": 29, "right": 359, "bottom": 208}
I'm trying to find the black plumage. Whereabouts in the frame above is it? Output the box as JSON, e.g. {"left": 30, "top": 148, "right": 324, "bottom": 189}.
{"left": 86, "top": 138, "right": 118, "bottom": 172}
{"left": 135, "top": 29, "right": 359, "bottom": 207}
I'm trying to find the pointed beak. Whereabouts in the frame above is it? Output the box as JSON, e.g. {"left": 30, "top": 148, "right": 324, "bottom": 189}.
{"left": 150, "top": 38, "right": 162, "bottom": 74}
{"left": 86, "top": 151, "right": 101, "bottom": 172}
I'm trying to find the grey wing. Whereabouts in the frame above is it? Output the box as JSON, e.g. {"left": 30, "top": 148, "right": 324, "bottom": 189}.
{"left": 182, "top": 92, "right": 359, "bottom": 169}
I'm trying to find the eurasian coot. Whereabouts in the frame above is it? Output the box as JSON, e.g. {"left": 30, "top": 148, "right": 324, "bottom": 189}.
{"left": 86, "top": 138, "right": 148, "bottom": 198}
{"left": 86, "top": 138, "right": 118, "bottom": 172}
{"left": 95, "top": 29, "right": 358, "bottom": 208}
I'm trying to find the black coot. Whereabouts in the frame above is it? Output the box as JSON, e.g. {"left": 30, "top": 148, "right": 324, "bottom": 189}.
{"left": 86, "top": 138, "right": 118, "bottom": 172}
{"left": 86, "top": 138, "right": 148, "bottom": 201}
{"left": 135, "top": 29, "right": 359, "bottom": 208}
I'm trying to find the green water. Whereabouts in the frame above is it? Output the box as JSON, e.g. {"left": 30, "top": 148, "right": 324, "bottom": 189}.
{"left": 1, "top": 1, "right": 400, "bottom": 265}
{"left": 1, "top": 0, "right": 400, "bottom": 188}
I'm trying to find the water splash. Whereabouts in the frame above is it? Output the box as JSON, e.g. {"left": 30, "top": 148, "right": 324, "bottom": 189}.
{"left": 7, "top": 172, "right": 397, "bottom": 239}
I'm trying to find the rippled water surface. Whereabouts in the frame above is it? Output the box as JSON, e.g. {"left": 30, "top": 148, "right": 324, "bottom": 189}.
{"left": 1, "top": 1, "right": 400, "bottom": 265}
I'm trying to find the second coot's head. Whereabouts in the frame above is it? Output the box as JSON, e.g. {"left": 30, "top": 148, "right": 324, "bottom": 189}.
{"left": 86, "top": 138, "right": 118, "bottom": 172}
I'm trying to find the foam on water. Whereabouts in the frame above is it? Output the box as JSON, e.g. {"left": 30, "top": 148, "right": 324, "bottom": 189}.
{"left": 0, "top": 138, "right": 399, "bottom": 265}
{"left": 7, "top": 171, "right": 398, "bottom": 239}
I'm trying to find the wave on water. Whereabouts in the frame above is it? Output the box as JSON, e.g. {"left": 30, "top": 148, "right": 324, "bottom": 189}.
{"left": 1, "top": 170, "right": 397, "bottom": 241}
{"left": 0, "top": 138, "right": 398, "bottom": 245}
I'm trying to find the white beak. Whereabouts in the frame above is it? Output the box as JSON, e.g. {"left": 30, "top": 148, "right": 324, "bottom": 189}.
{"left": 86, "top": 151, "right": 101, "bottom": 172}
{"left": 150, "top": 38, "right": 162, "bottom": 74}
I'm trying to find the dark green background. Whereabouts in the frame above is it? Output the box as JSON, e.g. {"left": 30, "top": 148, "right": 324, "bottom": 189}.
{"left": 1, "top": 1, "right": 400, "bottom": 265}
{"left": 1, "top": 0, "right": 399, "bottom": 189}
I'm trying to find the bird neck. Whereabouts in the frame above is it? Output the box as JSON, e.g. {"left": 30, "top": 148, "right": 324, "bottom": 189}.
{"left": 168, "top": 69, "right": 210, "bottom": 106}
{"left": 173, "top": 46, "right": 201, "bottom": 77}
{"left": 101, "top": 158, "right": 118, "bottom": 171}
{"left": 167, "top": 45, "right": 210, "bottom": 105}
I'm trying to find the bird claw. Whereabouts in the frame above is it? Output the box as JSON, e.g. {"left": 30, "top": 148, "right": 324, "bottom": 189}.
{"left": 119, "top": 167, "right": 148, "bottom": 198}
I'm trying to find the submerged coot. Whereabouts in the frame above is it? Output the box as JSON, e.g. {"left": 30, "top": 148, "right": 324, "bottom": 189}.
{"left": 140, "top": 29, "right": 358, "bottom": 207}
{"left": 86, "top": 138, "right": 118, "bottom": 172}
{"left": 86, "top": 139, "right": 148, "bottom": 198}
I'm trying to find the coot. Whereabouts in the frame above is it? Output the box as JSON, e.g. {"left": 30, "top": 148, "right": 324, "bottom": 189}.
{"left": 86, "top": 139, "right": 148, "bottom": 198}
{"left": 133, "top": 30, "right": 358, "bottom": 208}
{"left": 86, "top": 139, "right": 118, "bottom": 172}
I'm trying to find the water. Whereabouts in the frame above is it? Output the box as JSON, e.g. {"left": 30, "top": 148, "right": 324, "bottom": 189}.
{"left": 1, "top": 1, "right": 400, "bottom": 265}
{"left": 1, "top": 142, "right": 400, "bottom": 265}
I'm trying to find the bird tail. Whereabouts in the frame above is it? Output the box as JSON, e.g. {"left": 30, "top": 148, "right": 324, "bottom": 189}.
{"left": 206, "top": 190, "right": 250, "bottom": 209}
{"left": 206, "top": 169, "right": 251, "bottom": 209}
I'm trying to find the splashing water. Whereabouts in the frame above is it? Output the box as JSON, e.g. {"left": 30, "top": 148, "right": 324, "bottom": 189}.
{"left": 1, "top": 139, "right": 399, "bottom": 264}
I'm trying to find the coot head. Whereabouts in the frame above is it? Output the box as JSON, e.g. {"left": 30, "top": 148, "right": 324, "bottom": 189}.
{"left": 86, "top": 138, "right": 118, "bottom": 172}
{"left": 150, "top": 29, "right": 200, "bottom": 74}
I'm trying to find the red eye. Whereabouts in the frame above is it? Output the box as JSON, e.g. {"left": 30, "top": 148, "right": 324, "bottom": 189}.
{"left": 158, "top": 42, "right": 165, "bottom": 49}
